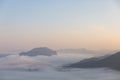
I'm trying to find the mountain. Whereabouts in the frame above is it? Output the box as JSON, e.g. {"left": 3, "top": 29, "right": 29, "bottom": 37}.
{"left": 20, "top": 47, "right": 57, "bottom": 56}
{"left": 57, "top": 48, "right": 94, "bottom": 53}
{"left": 67, "top": 51, "right": 120, "bottom": 70}
{"left": 57, "top": 48, "right": 115, "bottom": 56}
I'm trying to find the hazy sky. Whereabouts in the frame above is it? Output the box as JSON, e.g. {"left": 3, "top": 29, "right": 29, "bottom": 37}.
{"left": 0, "top": 0, "right": 120, "bottom": 52}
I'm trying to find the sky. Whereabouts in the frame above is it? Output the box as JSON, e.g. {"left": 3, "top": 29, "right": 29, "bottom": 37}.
{"left": 0, "top": 0, "right": 120, "bottom": 52}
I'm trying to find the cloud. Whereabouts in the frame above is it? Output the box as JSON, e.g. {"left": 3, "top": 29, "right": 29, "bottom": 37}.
{"left": 0, "top": 53, "right": 89, "bottom": 70}
{"left": 0, "top": 55, "right": 36, "bottom": 68}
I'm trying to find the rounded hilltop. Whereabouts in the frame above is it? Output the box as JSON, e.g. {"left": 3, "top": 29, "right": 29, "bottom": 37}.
{"left": 20, "top": 47, "right": 57, "bottom": 56}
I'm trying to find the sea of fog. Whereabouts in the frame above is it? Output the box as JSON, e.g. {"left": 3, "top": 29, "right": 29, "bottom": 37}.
{"left": 0, "top": 53, "right": 120, "bottom": 80}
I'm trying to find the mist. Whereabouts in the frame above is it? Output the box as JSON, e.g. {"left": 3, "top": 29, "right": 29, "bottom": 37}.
{"left": 0, "top": 51, "right": 120, "bottom": 80}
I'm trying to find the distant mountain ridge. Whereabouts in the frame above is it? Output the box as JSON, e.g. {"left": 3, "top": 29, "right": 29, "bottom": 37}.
{"left": 57, "top": 48, "right": 115, "bottom": 55}
{"left": 68, "top": 51, "right": 120, "bottom": 70}
{"left": 57, "top": 48, "right": 94, "bottom": 53}
{"left": 20, "top": 47, "right": 57, "bottom": 56}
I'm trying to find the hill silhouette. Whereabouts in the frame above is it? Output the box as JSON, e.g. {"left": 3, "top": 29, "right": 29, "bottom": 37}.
{"left": 20, "top": 47, "right": 57, "bottom": 56}
{"left": 68, "top": 51, "right": 120, "bottom": 70}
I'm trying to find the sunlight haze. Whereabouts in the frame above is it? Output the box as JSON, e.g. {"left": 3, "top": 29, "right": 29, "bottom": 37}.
{"left": 0, "top": 0, "right": 120, "bottom": 52}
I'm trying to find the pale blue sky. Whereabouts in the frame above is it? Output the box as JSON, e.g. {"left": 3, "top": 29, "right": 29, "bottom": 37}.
{"left": 0, "top": 0, "right": 120, "bottom": 52}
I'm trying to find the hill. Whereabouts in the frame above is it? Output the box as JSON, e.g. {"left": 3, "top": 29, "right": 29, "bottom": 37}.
{"left": 68, "top": 51, "right": 120, "bottom": 70}
{"left": 20, "top": 47, "right": 57, "bottom": 56}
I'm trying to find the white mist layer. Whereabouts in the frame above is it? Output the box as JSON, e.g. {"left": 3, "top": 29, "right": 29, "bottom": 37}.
{"left": 0, "top": 52, "right": 120, "bottom": 80}
{"left": 0, "top": 53, "right": 91, "bottom": 69}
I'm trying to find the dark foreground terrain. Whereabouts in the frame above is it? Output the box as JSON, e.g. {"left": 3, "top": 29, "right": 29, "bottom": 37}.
{"left": 68, "top": 51, "right": 120, "bottom": 70}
